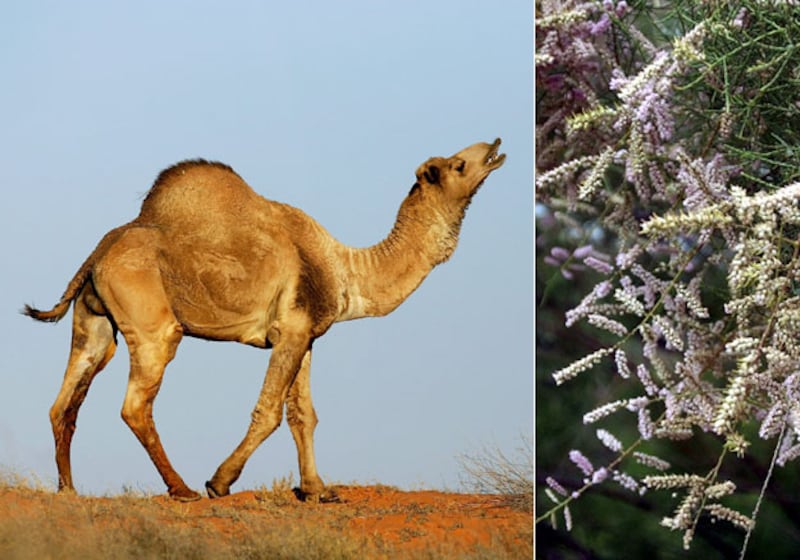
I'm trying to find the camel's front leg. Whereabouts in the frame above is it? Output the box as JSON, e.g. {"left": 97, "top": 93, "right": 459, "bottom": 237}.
{"left": 206, "top": 331, "right": 310, "bottom": 498}
{"left": 286, "top": 348, "right": 335, "bottom": 502}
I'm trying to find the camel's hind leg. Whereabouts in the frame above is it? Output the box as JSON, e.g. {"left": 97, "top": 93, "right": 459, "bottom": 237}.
{"left": 93, "top": 228, "right": 200, "bottom": 501}
{"left": 118, "top": 323, "right": 199, "bottom": 501}
{"left": 286, "top": 349, "right": 335, "bottom": 502}
{"left": 51, "top": 284, "right": 117, "bottom": 492}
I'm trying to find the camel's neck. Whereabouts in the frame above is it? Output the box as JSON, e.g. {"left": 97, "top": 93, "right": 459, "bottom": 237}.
{"left": 335, "top": 191, "right": 467, "bottom": 321}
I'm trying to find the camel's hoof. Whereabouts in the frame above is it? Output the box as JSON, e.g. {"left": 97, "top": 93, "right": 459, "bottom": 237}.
{"left": 293, "top": 487, "right": 341, "bottom": 504}
{"left": 170, "top": 488, "right": 202, "bottom": 502}
{"left": 55, "top": 488, "right": 78, "bottom": 500}
{"left": 205, "top": 480, "right": 229, "bottom": 499}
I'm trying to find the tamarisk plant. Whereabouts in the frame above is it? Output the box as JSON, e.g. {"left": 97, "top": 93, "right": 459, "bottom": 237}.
{"left": 536, "top": 0, "right": 800, "bottom": 554}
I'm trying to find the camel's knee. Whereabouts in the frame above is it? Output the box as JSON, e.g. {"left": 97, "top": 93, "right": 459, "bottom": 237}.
{"left": 49, "top": 404, "right": 59, "bottom": 428}
{"left": 120, "top": 402, "right": 145, "bottom": 433}
{"left": 121, "top": 403, "right": 161, "bottom": 450}
{"left": 249, "top": 405, "right": 283, "bottom": 440}
{"left": 120, "top": 386, "right": 157, "bottom": 433}
{"left": 49, "top": 402, "right": 67, "bottom": 427}
{"left": 49, "top": 403, "right": 73, "bottom": 439}
{"left": 50, "top": 356, "right": 106, "bottom": 436}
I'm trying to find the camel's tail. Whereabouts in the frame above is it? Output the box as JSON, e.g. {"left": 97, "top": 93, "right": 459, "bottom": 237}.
{"left": 22, "top": 301, "right": 73, "bottom": 323}
{"left": 22, "top": 223, "right": 133, "bottom": 323}
{"left": 22, "top": 253, "right": 93, "bottom": 322}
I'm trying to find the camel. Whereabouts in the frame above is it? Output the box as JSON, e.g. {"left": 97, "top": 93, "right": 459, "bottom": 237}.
{"left": 23, "top": 138, "right": 506, "bottom": 502}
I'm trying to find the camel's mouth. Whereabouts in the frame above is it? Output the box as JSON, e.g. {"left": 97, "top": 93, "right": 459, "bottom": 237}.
{"left": 484, "top": 138, "right": 506, "bottom": 169}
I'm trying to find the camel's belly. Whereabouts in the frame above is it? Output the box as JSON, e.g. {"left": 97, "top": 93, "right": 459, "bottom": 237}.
{"left": 160, "top": 245, "right": 288, "bottom": 347}
{"left": 181, "top": 313, "right": 271, "bottom": 348}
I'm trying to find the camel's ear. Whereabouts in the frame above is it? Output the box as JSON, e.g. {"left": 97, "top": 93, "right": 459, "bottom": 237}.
{"left": 415, "top": 157, "right": 444, "bottom": 187}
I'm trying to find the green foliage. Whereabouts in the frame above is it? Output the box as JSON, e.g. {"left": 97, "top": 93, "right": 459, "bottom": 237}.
{"left": 674, "top": 2, "right": 800, "bottom": 187}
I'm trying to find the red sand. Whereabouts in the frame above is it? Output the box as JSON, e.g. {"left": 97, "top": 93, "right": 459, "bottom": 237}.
{"left": 0, "top": 484, "right": 532, "bottom": 556}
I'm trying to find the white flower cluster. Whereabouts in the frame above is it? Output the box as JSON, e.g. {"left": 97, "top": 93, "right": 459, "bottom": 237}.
{"left": 704, "top": 504, "right": 754, "bottom": 531}
{"left": 582, "top": 398, "right": 630, "bottom": 424}
{"left": 578, "top": 147, "right": 615, "bottom": 200}
{"left": 659, "top": 483, "right": 705, "bottom": 551}
{"left": 536, "top": 154, "right": 601, "bottom": 194}
{"left": 596, "top": 428, "right": 622, "bottom": 452}
{"left": 640, "top": 205, "right": 733, "bottom": 236}
{"left": 566, "top": 105, "right": 618, "bottom": 135}
{"left": 712, "top": 370, "right": 748, "bottom": 436}
{"left": 565, "top": 281, "right": 613, "bottom": 327}
{"left": 587, "top": 313, "right": 628, "bottom": 337}
{"left": 643, "top": 472, "right": 748, "bottom": 550}
{"left": 536, "top": 7, "right": 591, "bottom": 29}
{"left": 552, "top": 347, "right": 614, "bottom": 386}
{"left": 614, "top": 349, "right": 631, "bottom": 378}
{"left": 643, "top": 473, "right": 704, "bottom": 490}
{"left": 633, "top": 451, "right": 670, "bottom": 471}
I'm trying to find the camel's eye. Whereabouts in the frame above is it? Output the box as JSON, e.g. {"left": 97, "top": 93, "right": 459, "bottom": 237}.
{"left": 454, "top": 160, "right": 465, "bottom": 173}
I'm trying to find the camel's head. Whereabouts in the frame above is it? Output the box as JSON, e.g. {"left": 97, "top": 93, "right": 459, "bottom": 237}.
{"left": 412, "top": 138, "right": 505, "bottom": 202}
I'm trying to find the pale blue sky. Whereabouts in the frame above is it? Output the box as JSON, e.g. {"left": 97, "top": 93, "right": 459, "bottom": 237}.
{"left": 1, "top": 1, "right": 532, "bottom": 495}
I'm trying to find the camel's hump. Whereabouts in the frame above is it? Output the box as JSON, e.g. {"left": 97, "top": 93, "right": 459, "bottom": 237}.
{"left": 144, "top": 159, "right": 243, "bottom": 201}
{"left": 137, "top": 159, "right": 264, "bottom": 226}
{"left": 153, "top": 159, "right": 239, "bottom": 189}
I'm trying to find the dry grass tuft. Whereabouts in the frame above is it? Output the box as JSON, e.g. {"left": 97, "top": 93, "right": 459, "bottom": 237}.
{"left": 0, "top": 469, "right": 54, "bottom": 493}
{"left": 255, "top": 473, "right": 299, "bottom": 509}
{"left": 458, "top": 435, "right": 533, "bottom": 513}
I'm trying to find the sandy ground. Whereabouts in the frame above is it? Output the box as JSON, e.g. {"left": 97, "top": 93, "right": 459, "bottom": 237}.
{"left": 0, "top": 483, "right": 532, "bottom": 558}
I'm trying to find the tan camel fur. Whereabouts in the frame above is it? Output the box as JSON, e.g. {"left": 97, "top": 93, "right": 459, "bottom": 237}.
{"left": 24, "top": 139, "right": 506, "bottom": 502}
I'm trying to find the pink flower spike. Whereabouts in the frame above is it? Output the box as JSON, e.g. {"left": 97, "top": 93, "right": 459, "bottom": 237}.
{"left": 592, "top": 467, "right": 609, "bottom": 484}
{"left": 590, "top": 14, "right": 611, "bottom": 36}
{"left": 546, "top": 476, "right": 568, "bottom": 497}
{"left": 551, "top": 246, "right": 571, "bottom": 260}
{"left": 573, "top": 245, "right": 594, "bottom": 259}
{"left": 569, "top": 450, "right": 595, "bottom": 476}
